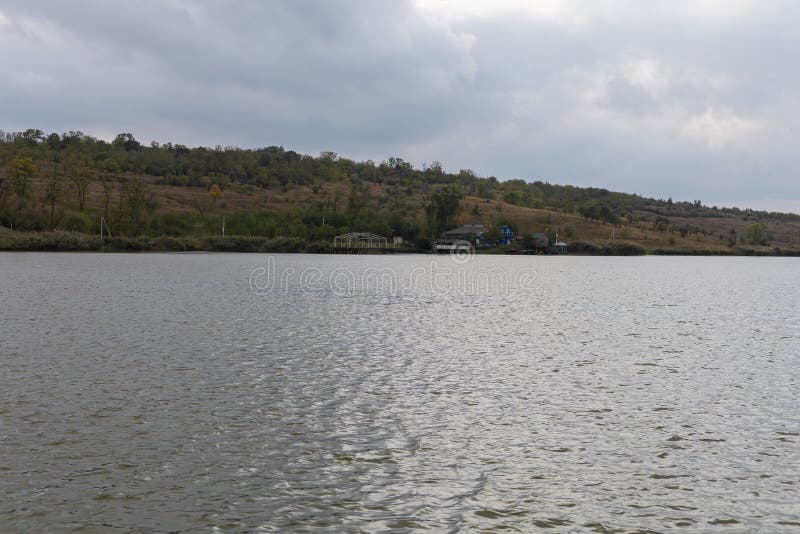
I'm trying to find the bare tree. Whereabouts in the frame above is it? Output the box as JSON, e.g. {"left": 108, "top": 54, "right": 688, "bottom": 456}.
{"left": 101, "top": 177, "right": 114, "bottom": 227}
{"left": 45, "top": 169, "right": 63, "bottom": 231}
{"left": 70, "top": 166, "right": 92, "bottom": 212}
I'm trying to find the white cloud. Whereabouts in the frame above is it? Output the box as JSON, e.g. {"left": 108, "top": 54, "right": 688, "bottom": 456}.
{"left": 1, "top": 0, "right": 799, "bottom": 211}
{"left": 621, "top": 59, "right": 667, "bottom": 95}
{"left": 682, "top": 108, "right": 762, "bottom": 151}
{"left": 414, "top": 0, "right": 582, "bottom": 21}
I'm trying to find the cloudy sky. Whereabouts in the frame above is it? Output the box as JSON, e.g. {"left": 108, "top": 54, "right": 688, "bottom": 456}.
{"left": 2, "top": 1, "right": 799, "bottom": 212}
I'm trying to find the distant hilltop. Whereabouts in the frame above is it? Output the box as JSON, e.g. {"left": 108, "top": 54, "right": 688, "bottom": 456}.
{"left": 1, "top": 128, "right": 798, "bottom": 255}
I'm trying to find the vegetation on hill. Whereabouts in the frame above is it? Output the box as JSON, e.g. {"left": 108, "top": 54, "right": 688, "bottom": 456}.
{"left": 1, "top": 128, "right": 798, "bottom": 254}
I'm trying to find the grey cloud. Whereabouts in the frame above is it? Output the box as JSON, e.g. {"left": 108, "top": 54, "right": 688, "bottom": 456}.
{"left": 1, "top": 0, "right": 799, "bottom": 211}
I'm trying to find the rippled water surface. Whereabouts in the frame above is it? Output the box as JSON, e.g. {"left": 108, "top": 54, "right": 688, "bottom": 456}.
{"left": 1, "top": 253, "right": 799, "bottom": 532}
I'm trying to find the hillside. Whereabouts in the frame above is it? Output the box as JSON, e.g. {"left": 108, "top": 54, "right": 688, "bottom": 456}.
{"left": 1, "top": 128, "right": 799, "bottom": 254}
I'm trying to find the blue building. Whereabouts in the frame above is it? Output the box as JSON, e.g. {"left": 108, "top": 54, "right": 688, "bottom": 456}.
{"left": 499, "top": 225, "right": 514, "bottom": 246}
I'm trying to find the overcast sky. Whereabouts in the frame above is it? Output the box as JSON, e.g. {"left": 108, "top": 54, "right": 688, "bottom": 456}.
{"left": 2, "top": 1, "right": 799, "bottom": 212}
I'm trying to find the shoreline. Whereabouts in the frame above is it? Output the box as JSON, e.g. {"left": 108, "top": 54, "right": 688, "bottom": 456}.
{"left": 1, "top": 231, "right": 797, "bottom": 256}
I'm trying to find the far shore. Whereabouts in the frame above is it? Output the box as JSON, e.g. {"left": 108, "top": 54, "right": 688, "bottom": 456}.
{"left": 1, "top": 230, "right": 797, "bottom": 256}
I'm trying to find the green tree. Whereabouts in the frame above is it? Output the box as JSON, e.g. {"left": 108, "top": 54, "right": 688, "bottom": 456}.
{"left": 112, "top": 133, "right": 142, "bottom": 151}
{"left": 126, "top": 179, "right": 155, "bottom": 234}
{"left": 21, "top": 128, "right": 44, "bottom": 145}
{"left": 504, "top": 190, "right": 522, "bottom": 205}
{"left": 46, "top": 132, "right": 62, "bottom": 150}
{"left": 9, "top": 157, "right": 36, "bottom": 197}
{"left": 476, "top": 178, "right": 496, "bottom": 200}
{"left": 426, "top": 161, "right": 443, "bottom": 177}
{"left": 484, "top": 225, "right": 501, "bottom": 245}
{"left": 427, "top": 185, "right": 462, "bottom": 235}
{"left": 745, "top": 222, "right": 769, "bottom": 245}
{"left": 346, "top": 183, "right": 368, "bottom": 216}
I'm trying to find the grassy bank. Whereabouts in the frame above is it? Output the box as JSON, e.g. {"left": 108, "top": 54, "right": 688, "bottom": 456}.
{"left": 650, "top": 246, "right": 800, "bottom": 256}
{"left": 2, "top": 231, "right": 797, "bottom": 255}
{"left": 0, "top": 231, "right": 325, "bottom": 253}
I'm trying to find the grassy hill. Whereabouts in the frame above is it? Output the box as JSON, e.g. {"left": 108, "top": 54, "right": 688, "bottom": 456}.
{"left": 1, "top": 128, "right": 799, "bottom": 254}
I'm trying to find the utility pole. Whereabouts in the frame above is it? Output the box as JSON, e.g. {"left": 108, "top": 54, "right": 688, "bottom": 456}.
{"left": 100, "top": 217, "right": 112, "bottom": 238}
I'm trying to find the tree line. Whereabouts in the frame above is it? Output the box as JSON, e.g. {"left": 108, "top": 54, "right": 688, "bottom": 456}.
{"left": 1, "top": 128, "right": 795, "bottom": 249}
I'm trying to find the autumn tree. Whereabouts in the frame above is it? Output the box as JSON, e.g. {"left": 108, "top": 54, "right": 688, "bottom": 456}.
{"left": 208, "top": 183, "right": 223, "bottom": 204}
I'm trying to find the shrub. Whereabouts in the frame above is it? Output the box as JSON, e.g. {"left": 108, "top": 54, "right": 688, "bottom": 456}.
{"left": 61, "top": 211, "right": 93, "bottom": 233}
{"left": 0, "top": 231, "right": 102, "bottom": 251}
{"left": 567, "top": 240, "right": 645, "bottom": 255}
{"left": 152, "top": 236, "right": 201, "bottom": 251}
{"left": 306, "top": 240, "right": 332, "bottom": 253}
{"left": 206, "top": 235, "right": 265, "bottom": 252}
{"left": 105, "top": 236, "right": 153, "bottom": 251}
{"left": 264, "top": 236, "right": 306, "bottom": 253}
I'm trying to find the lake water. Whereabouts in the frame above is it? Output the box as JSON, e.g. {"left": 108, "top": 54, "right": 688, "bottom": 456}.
{"left": 1, "top": 253, "right": 798, "bottom": 532}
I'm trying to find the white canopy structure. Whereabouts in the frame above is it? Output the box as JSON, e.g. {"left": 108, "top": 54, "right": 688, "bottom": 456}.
{"left": 333, "top": 232, "right": 389, "bottom": 250}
